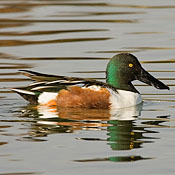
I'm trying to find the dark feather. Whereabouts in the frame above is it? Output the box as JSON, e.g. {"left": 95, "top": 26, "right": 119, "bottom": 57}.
{"left": 12, "top": 89, "right": 38, "bottom": 104}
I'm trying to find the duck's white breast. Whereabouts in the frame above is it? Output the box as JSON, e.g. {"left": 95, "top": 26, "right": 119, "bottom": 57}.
{"left": 108, "top": 89, "right": 142, "bottom": 109}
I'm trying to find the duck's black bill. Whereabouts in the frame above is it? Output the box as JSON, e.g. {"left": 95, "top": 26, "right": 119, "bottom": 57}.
{"left": 137, "top": 68, "right": 170, "bottom": 90}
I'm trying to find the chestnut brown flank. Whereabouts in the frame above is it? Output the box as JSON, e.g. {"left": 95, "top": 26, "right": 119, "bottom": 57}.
{"left": 56, "top": 86, "right": 111, "bottom": 109}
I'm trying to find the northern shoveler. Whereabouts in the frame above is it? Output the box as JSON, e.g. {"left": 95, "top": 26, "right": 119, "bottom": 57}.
{"left": 12, "top": 53, "right": 169, "bottom": 109}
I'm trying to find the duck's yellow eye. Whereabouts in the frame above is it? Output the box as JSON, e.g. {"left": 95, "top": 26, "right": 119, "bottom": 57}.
{"left": 129, "top": 63, "right": 133, "bottom": 68}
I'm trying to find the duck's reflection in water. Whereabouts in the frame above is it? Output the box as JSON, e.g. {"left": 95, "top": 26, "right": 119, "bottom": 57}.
{"left": 30, "top": 104, "right": 142, "bottom": 132}
{"left": 20, "top": 104, "right": 169, "bottom": 162}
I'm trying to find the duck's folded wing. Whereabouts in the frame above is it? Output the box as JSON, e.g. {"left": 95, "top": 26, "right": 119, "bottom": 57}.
{"left": 19, "top": 70, "right": 86, "bottom": 82}
{"left": 12, "top": 70, "right": 114, "bottom": 104}
{"left": 19, "top": 70, "right": 108, "bottom": 86}
{"left": 14, "top": 70, "right": 109, "bottom": 92}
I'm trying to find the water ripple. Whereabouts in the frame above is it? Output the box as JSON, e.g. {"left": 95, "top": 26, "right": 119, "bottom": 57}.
{"left": 0, "top": 29, "right": 108, "bottom": 36}
{"left": 0, "top": 37, "right": 111, "bottom": 47}
{"left": 0, "top": 18, "right": 138, "bottom": 23}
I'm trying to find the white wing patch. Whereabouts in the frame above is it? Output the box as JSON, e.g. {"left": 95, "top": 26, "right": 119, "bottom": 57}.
{"left": 46, "top": 80, "right": 84, "bottom": 85}
{"left": 38, "top": 92, "right": 58, "bottom": 104}
{"left": 31, "top": 86, "right": 54, "bottom": 91}
{"left": 29, "top": 82, "right": 45, "bottom": 86}
{"left": 83, "top": 85, "right": 101, "bottom": 91}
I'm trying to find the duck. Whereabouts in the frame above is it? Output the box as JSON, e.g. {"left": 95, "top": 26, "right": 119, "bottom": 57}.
{"left": 12, "top": 53, "right": 169, "bottom": 109}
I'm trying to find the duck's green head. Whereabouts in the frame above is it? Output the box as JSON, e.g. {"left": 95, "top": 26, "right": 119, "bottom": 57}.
{"left": 106, "top": 53, "right": 169, "bottom": 92}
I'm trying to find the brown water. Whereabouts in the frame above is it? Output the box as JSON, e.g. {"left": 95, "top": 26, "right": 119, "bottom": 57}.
{"left": 0, "top": 0, "right": 175, "bottom": 174}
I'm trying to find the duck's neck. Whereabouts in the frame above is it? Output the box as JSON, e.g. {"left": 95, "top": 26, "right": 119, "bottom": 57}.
{"left": 106, "top": 58, "right": 139, "bottom": 93}
{"left": 106, "top": 75, "right": 139, "bottom": 93}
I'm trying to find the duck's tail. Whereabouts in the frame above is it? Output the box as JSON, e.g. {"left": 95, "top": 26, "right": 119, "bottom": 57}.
{"left": 11, "top": 88, "right": 39, "bottom": 104}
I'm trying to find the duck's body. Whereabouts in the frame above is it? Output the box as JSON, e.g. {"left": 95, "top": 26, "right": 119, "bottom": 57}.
{"left": 36, "top": 85, "right": 141, "bottom": 109}
{"left": 12, "top": 74, "right": 141, "bottom": 109}
{"left": 12, "top": 53, "right": 169, "bottom": 109}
